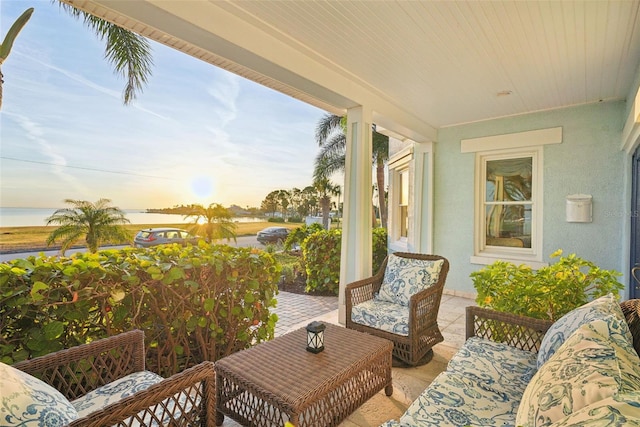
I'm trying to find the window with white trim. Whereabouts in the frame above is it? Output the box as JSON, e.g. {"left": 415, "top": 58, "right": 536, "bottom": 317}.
{"left": 462, "top": 127, "right": 561, "bottom": 267}
{"left": 481, "top": 149, "right": 535, "bottom": 242}
{"left": 473, "top": 146, "right": 543, "bottom": 265}
{"left": 388, "top": 146, "right": 413, "bottom": 249}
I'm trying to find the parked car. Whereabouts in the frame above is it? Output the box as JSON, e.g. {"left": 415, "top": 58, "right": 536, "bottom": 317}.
{"left": 256, "top": 226, "right": 290, "bottom": 245}
{"left": 134, "top": 228, "right": 199, "bottom": 248}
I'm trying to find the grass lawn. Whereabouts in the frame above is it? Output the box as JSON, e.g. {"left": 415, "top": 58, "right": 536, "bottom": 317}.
{"left": 0, "top": 222, "right": 300, "bottom": 253}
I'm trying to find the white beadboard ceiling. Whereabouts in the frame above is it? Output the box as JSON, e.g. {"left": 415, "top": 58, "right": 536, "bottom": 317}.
{"left": 64, "top": 0, "right": 640, "bottom": 136}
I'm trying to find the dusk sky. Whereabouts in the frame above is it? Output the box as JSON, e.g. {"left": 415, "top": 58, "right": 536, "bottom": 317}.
{"left": 0, "top": 1, "right": 327, "bottom": 210}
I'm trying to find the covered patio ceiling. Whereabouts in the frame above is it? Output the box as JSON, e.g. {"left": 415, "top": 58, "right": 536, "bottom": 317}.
{"left": 63, "top": 0, "right": 640, "bottom": 143}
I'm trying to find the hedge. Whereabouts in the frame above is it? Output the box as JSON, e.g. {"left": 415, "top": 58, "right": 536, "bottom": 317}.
{"left": 302, "top": 227, "right": 388, "bottom": 294}
{"left": 0, "top": 243, "right": 280, "bottom": 377}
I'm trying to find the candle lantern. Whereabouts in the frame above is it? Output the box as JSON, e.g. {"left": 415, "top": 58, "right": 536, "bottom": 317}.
{"left": 305, "top": 321, "right": 326, "bottom": 353}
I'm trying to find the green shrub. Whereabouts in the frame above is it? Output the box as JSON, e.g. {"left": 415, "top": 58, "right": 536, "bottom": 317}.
{"left": 470, "top": 249, "right": 623, "bottom": 321}
{"left": 372, "top": 227, "right": 388, "bottom": 273}
{"left": 0, "top": 243, "right": 280, "bottom": 376}
{"left": 284, "top": 223, "right": 324, "bottom": 251}
{"left": 287, "top": 216, "right": 303, "bottom": 223}
{"left": 301, "top": 228, "right": 388, "bottom": 294}
{"left": 302, "top": 229, "right": 342, "bottom": 294}
{"left": 267, "top": 217, "right": 285, "bottom": 223}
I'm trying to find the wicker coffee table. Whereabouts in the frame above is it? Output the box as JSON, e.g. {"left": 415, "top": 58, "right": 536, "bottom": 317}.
{"left": 215, "top": 323, "right": 393, "bottom": 427}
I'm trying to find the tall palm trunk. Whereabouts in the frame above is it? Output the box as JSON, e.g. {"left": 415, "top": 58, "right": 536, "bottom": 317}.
{"left": 376, "top": 158, "right": 387, "bottom": 229}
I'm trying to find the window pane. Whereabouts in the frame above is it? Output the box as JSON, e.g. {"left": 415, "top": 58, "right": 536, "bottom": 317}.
{"left": 486, "top": 158, "right": 532, "bottom": 202}
{"left": 485, "top": 204, "right": 531, "bottom": 248}
{"left": 400, "top": 206, "right": 408, "bottom": 237}
{"left": 400, "top": 170, "right": 409, "bottom": 205}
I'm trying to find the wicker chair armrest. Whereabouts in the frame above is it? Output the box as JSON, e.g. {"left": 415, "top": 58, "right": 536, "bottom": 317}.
{"left": 13, "top": 330, "right": 146, "bottom": 400}
{"left": 409, "top": 285, "right": 442, "bottom": 328}
{"left": 345, "top": 273, "right": 384, "bottom": 305}
{"left": 466, "top": 306, "right": 553, "bottom": 353}
{"left": 67, "top": 361, "right": 217, "bottom": 427}
{"left": 345, "top": 268, "right": 385, "bottom": 328}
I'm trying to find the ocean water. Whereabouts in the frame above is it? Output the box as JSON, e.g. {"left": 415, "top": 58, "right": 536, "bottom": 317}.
{"left": 0, "top": 207, "right": 262, "bottom": 227}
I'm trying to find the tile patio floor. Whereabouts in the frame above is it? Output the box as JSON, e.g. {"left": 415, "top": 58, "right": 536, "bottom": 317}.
{"left": 221, "top": 292, "right": 476, "bottom": 427}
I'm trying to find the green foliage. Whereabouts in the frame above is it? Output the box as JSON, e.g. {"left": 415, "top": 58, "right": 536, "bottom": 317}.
{"left": 184, "top": 203, "right": 237, "bottom": 243}
{"left": 303, "top": 229, "right": 342, "bottom": 294}
{"left": 0, "top": 243, "right": 279, "bottom": 376}
{"left": 268, "top": 217, "right": 285, "bottom": 223}
{"left": 287, "top": 216, "right": 303, "bottom": 223}
{"left": 284, "top": 223, "right": 323, "bottom": 251}
{"left": 302, "top": 228, "right": 388, "bottom": 294}
{"left": 45, "top": 198, "right": 131, "bottom": 255}
{"left": 372, "top": 227, "right": 388, "bottom": 273}
{"left": 471, "top": 249, "right": 624, "bottom": 321}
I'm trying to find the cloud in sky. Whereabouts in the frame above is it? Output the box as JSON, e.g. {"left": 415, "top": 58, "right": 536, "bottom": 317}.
{"left": 0, "top": 1, "right": 327, "bottom": 210}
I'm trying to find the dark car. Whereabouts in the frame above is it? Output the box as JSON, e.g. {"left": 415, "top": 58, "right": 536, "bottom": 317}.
{"left": 256, "top": 226, "right": 290, "bottom": 245}
{"left": 134, "top": 228, "right": 199, "bottom": 248}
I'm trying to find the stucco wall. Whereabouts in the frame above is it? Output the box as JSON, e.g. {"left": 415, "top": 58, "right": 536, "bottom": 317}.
{"left": 433, "top": 101, "right": 627, "bottom": 297}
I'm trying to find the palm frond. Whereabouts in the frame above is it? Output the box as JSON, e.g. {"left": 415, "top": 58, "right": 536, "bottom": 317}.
{"left": 57, "top": 3, "right": 153, "bottom": 105}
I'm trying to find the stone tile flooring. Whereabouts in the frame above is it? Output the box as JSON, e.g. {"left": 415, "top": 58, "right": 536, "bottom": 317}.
{"left": 221, "top": 292, "right": 476, "bottom": 427}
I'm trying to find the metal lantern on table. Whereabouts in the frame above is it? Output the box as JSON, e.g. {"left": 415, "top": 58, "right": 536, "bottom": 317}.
{"left": 306, "top": 321, "right": 326, "bottom": 353}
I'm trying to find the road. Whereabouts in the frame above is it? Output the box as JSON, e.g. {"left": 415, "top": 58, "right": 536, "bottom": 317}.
{"left": 0, "top": 235, "right": 262, "bottom": 262}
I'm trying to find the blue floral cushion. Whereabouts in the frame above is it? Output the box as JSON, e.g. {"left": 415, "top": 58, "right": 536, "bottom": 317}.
{"left": 0, "top": 362, "right": 78, "bottom": 426}
{"left": 72, "top": 370, "right": 163, "bottom": 418}
{"left": 547, "top": 391, "right": 640, "bottom": 426}
{"left": 351, "top": 299, "right": 410, "bottom": 336}
{"left": 516, "top": 317, "right": 640, "bottom": 427}
{"left": 401, "top": 371, "right": 521, "bottom": 427}
{"left": 376, "top": 254, "right": 444, "bottom": 307}
{"left": 447, "top": 337, "right": 538, "bottom": 398}
{"left": 537, "top": 293, "right": 632, "bottom": 368}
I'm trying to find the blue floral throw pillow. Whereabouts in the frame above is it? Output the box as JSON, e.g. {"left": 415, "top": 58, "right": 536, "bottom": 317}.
{"left": 516, "top": 317, "right": 640, "bottom": 427}
{"left": 0, "top": 362, "right": 78, "bottom": 426}
{"left": 376, "top": 254, "right": 444, "bottom": 307}
{"left": 537, "top": 293, "right": 631, "bottom": 368}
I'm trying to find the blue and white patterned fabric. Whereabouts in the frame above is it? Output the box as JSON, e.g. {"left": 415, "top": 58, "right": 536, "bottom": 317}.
{"left": 376, "top": 255, "right": 444, "bottom": 307}
{"left": 447, "top": 337, "right": 538, "bottom": 397}
{"left": 351, "top": 299, "right": 409, "bottom": 336}
{"left": 400, "top": 371, "right": 522, "bottom": 427}
{"left": 72, "top": 371, "right": 163, "bottom": 418}
{"left": 0, "top": 362, "right": 78, "bottom": 426}
{"left": 516, "top": 317, "right": 640, "bottom": 427}
{"left": 547, "top": 391, "right": 640, "bottom": 426}
{"left": 537, "top": 293, "right": 632, "bottom": 368}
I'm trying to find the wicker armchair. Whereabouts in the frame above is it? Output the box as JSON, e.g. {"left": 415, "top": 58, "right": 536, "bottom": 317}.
{"left": 11, "top": 330, "right": 217, "bottom": 427}
{"left": 345, "top": 252, "right": 449, "bottom": 366}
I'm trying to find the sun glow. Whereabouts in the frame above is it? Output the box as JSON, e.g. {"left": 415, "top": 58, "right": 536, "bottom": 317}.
{"left": 190, "top": 176, "right": 215, "bottom": 202}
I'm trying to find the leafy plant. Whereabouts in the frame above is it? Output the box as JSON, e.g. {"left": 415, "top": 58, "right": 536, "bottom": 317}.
{"left": 45, "top": 198, "right": 131, "bottom": 255}
{"left": 471, "top": 249, "right": 624, "bottom": 321}
{"left": 302, "top": 227, "right": 388, "bottom": 294}
{"left": 0, "top": 8, "right": 34, "bottom": 110}
{"left": 284, "top": 223, "right": 323, "bottom": 251}
{"left": 0, "top": 243, "right": 279, "bottom": 376}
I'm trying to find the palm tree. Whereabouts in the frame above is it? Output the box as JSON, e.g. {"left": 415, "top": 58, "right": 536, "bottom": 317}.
{"left": 58, "top": 3, "right": 153, "bottom": 105}
{"left": 184, "top": 203, "right": 237, "bottom": 243}
{"left": 45, "top": 198, "right": 131, "bottom": 255}
{"left": 313, "top": 114, "right": 389, "bottom": 228}
{"left": 0, "top": 8, "right": 34, "bottom": 110}
{"left": 313, "top": 177, "right": 341, "bottom": 230}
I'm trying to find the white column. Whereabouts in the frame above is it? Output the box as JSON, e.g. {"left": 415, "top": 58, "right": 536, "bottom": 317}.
{"left": 338, "top": 106, "right": 373, "bottom": 324}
